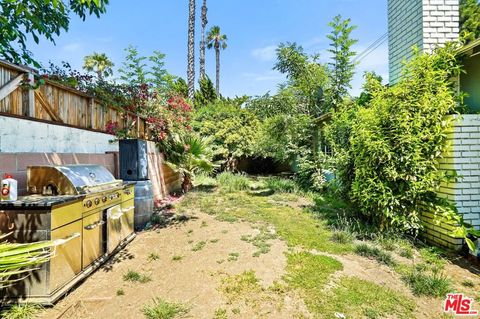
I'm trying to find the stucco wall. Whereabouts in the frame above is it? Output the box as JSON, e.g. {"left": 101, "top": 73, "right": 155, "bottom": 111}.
{"left": 0, "top": 116, "right": 118, "bottom": 154}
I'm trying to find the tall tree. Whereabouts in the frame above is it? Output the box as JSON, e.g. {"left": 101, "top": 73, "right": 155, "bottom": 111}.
{"left": 187, "top": 0, "right": 196, "bottom": 101}
{"left": 326, "top": 15, "right": 358, "bottom": 111}
{"left": 118, "top": 45, "right": 148, "bottom": 87}
{"left": 83, "top": 52, "right": 114, "bottom": 81}
{"left": 199, "top": 0, "right": 208, "bottom": 80}
{"left": 149, "top": 50, "right": 175, "bottom": 92}
{"left": 0, "top": 0, "right": 109, "bottom": 67}
{"left": 207, "top": 26, "right": 228, "bottom": 95}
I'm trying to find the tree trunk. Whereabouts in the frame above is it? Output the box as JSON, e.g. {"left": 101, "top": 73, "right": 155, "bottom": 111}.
{"left": 187, "top": 0, "right": 196, "bottom": 101}
{"left": 199, "top": 0, "right": 207, "bottom": 80}
{"left": 215, "top": 44, "right": 220, "bottom": 95}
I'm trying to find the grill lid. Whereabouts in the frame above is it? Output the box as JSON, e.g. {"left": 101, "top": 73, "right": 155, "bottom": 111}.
{"left": 28, "top": 165, "right": 121, "bottom": 195}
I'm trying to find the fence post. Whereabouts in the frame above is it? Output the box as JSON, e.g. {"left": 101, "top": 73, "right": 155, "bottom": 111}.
{"left": 89, "top": 98, "right": 95, "bottom": 129}
{"left": 27, "top": 72, "right": 35, "bottom": 117}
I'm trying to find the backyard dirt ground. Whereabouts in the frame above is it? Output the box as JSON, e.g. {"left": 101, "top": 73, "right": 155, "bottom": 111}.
{"left": 37, "top": 189, "right": 480, "bottom": 319}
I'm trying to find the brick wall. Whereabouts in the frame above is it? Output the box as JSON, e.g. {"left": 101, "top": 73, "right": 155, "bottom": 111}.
{"left": 0, "top": 152, "right": 116, "bottom": 195}
{"left": 388, "top": 0, "right": 424, "bottom": 84}
{"left": 422, "top": 115, "right": 480, "bottom": 250}
{"left": 422, "top": 0, "right": 459, "bottom": 52}
{"left": 388, "top": 0, "right": 459, "bottom": 84}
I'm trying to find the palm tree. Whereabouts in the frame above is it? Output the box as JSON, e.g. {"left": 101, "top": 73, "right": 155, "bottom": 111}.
{"left": 207, "top": 26, "right": 227, "bottom": 95}
{"left": 199, "top": 0, "right": 208, "bottom": 80}
{"left": 83, "top": 52, "right": 114, "bottom": 81}
{"left": 187, "top": 0, "right": 196, "bottom": 101}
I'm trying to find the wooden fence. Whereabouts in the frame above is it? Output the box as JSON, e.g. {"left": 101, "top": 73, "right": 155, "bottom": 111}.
{"left": 0, "top": 60, "right": 150, "bottom": 139}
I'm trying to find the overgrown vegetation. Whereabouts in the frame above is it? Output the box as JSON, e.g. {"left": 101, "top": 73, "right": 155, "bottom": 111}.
{"left": 0, "top": 304, "right": 43, "bottom": 319}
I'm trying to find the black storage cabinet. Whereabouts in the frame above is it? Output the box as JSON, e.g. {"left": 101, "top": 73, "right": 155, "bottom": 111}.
{"left": 119, "top": 139, "right": 149, "bottom": 181}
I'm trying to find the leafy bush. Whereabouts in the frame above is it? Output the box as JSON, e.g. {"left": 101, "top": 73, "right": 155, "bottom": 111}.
{"left": 0, "top": 304, "right": 43, "bottom": 319}
{"left": 216, "top": 172, "right": 250, "bottom": 192}
{"left": 326, "top": 46, "right": 462, "bottom": 232}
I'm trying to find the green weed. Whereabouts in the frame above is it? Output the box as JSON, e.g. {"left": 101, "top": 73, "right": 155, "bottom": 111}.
{"left": 191, "top": 241, "right": 207, "bottom": 252}
{"left": 213, "top": 308, "right": 227, "bottom": 319}
{"left": 123, "top": 270, "right": 152, "bottom": 283}
{"left": 263, "top": 176, "right": 299, "bottom": 193}
{"left": 316, "top": 277, "right": 415, "bottom": 319}
{"left": 148, "top": 252, "right": 160, "bottom": 261}
{"left": 227, "top": 252, "right": 240, "bottom": 262}
{"left": 116, "top": 288, "right": 125, "bottom": 296}
{"left": 330, "top": 230, "right": 354, "bottom": 244}
{"left": 172, "top": 255, "right": 184, "bottom": 261}
{"left": 354, "top": 244, "right": 397, "bottom": 267}
{"left": 142, "top": 298, "right": 189, "bottom": 319}
{"left": 462, "top": 279, "right": 475, "bottom": 288}
{"left": 401, "top": 267, "right": 451, "bottom": 297}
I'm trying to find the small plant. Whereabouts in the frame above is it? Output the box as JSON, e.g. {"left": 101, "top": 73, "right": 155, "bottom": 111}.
{"left": 191, "top": 241, "right": 207, "bottom": 252}
{"left": 461, "top": 279, "right": 475, "bottom": 288}
{"left": 123, "top": 270, "right": 152, "bottom": 283}
{"left": 201, "top": 221, "right": 208, "bottom": 227}
{"left": 354, "top": 244, "right": 397, "bottom": 267}
{"left": 188, "top": 240, "right": 194, "bottom": 244}
{"left": 1, "top": 304, "right": 43, "bottom": 319}
{"left": 209, "top": 238, "right": 220, "bottom": 243}
{"left": 401, "top": 267, "right": 451, "bottom": 297}
{"left": 330, "top": 230, "right": 354, "bottom": 244}
{"left": 217, "top": 172, "right": 250, "bottom": 192}
{"left": 172, "top": 255, "right": 184, "bottom": 261}
{"left": 232, "top": 308, "right": 240, "bottom": 315}
{"left": 148, "top": 252, "right": 160, "bottom": 261}
{"left": 227, "top": 252, "right": 240, "bottom": 262}
{"left": 399, "top": 246, "right": 414, "bottom": 259}
{"left": 213, "top": 308, "right": 227, "bottom": 319}
{"left": 241, "top": 228, "right": 277, "bottom": 257}
{"left": 263, "top": 176, "right": 299, "bottom": 193}
{"left": 187, "top": 229, "right": 193, "bottom": 234}
{"left": 116, "top": 288, "right": 125, "bottom": 296}
{"left": 142, "top": 298, "right": 190, "bottom": 319}
{"left": 216, "top": 259, "right": 225, "bottom": 264}
{"left": 221, "top": 230, "right": 228, "bottom": 234}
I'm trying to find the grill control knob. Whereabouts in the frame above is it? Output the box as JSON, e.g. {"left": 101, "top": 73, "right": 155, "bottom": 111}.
{"left": 102, "top": 196, "right": 107, "bottom": 203}
{"left": 94, "top": 198, "right": 100, "bottom": 205}
{"left": 85, "top": 200, "right": 92, "bottom": 208}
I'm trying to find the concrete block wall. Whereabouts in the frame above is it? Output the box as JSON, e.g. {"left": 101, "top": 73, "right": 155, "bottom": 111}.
{"left": 425, "top": 114, "right": 480, "bottom": 250}
{"left": 0, "top": 116, "right": 118, "bottom": 154}
{"left": 388, "top": 0, "right": 460, "bottom": 84}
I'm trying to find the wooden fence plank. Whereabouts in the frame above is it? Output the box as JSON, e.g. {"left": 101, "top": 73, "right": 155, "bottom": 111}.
{"left": 35, "top": 90, "right": 63, "bottom": 123}
{"left": 0, "top": 74, "right": 23, "bottom": 101}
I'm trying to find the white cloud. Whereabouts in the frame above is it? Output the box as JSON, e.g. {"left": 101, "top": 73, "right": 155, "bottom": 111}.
{"left": 251, "top": 45, "right": 277, "bottom": 62}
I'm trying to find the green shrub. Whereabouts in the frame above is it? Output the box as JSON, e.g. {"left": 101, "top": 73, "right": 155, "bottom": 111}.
{"left": 123, "top": 270, "right": 152, "bottom": 283}
{"left": 216, "top": 172, "right": 250, "bottom": 192}
{"left": 326, "top": 45, "right": 463, "bottom": 232}
{"left": 330, "top": 230, "right": 354, "bottom": 244}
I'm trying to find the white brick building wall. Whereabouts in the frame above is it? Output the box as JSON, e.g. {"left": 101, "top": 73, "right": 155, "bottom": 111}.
{"left": 388, "top": 0, "right": 459, "bottom": 84}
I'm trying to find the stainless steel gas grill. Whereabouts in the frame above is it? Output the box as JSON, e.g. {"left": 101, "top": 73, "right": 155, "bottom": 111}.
{"left": 0, "top": 165, "right": 135, "bottom": 304}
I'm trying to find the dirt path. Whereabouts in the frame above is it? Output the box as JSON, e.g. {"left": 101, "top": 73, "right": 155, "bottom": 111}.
{"left": 39, "top": 213, "right": 308, "bottom": 319}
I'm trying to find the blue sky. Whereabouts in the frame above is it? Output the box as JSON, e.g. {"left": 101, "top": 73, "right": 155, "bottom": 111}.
{"left": 28, "top": 0, "right": 388, "bottom": 97}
